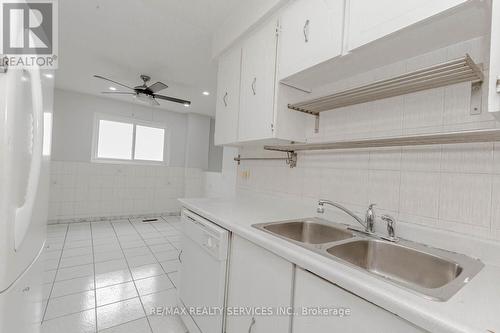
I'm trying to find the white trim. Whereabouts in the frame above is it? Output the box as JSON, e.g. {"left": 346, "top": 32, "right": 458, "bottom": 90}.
{"left": 91, "top": 113, "right": 170, "bottom": 166}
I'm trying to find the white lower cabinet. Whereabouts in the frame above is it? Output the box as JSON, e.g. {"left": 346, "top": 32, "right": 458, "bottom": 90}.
{"left": 225, "top": 235, "right": 293, "bottom": 333}
{"left": 292, "top": 268, "right": 428, "bottom": 333}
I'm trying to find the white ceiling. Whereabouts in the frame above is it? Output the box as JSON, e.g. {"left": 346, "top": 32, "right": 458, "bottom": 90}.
{"left": 57, "top": 0, "right": 244, "bottom": 116}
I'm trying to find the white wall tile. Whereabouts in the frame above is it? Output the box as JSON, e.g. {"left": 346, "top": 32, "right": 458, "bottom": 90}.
{"left": 399, "top": 172, "right": 440, "bottom": 219}
{"left": 439, "top": 173, "right": 492, "bottom": 227}
{"left": 368, "top": 170, "right": 400, "bottom": 213}
{"left": 401, "top": 146, "right": 442, "bottom": 172}
{"left": 403, "top": 88, "right": 444, "bottom": 130}
{"left": 491, "top": 176, "right": 500, "bottom": 231}
{"left": 441, "top": 143, "right": 494, "bottom": 174}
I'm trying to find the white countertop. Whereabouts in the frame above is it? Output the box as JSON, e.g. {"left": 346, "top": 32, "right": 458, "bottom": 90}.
{"left": 179, "top": 193, "right": 500, "bottom": 333}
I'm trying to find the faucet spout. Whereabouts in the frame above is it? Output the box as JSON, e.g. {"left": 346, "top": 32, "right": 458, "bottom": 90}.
{"left": 317, "top": 199, "right": 370, "bottom": 232}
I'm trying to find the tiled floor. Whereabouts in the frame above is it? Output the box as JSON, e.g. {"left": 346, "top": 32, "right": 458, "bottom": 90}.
{"left": 41, "top": 216, "right": 188, "bottom": 333}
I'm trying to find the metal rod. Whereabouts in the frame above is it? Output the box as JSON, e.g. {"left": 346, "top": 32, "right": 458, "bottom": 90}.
{"left": 264, "top": 129, "right": 500, "bottom": 152}
{"left": 288, "top": 55, "right": 483, "bottom": 115}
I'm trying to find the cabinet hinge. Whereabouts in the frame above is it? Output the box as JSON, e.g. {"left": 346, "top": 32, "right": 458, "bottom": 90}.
{"left": 271, "top": 123, "right": 274, "bottom": 132}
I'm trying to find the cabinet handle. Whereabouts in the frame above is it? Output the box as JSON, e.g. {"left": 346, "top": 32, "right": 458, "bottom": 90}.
{"left": 248, "top": 317, "right": 256, "bottom": 333}
{"left": 251, "top": 78, "right": 257, "bottom": 95}
{"left": 303, "top": 19, "right": 310, "bottom": 43}
{"left": 22, "top": 286, "right": 30, "bottom": 293}
{"left": 223, "top": 92, "right": 228, "bottom": 107}
{"left": 178, "top": 250, "right": 183, "bottom": 263}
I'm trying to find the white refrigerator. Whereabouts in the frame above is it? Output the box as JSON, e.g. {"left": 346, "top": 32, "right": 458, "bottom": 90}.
{"left": 0, "top": 66, "right": 54, "bottom": 333}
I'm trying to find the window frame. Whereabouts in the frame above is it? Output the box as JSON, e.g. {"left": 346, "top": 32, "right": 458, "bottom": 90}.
{"left": 91, "top": 113, "right": 170, "bottom": 166}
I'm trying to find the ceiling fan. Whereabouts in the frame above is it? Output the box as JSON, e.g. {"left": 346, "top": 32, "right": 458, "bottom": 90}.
{"left": 94, "top": 74, "right": 191, "bottom": 107}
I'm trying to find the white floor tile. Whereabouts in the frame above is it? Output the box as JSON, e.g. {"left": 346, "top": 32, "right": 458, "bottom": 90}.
{"left": 96, "top": 297, "right": 145, "bottom": 331}
{"left": 154, "top": 250, "right": 178, "bottom": 262}
{"left": 94, "top": 251, "right": 124, "bottom": 263}
{"left": 123, "top": 246, "right": 151, "bottom": 257}
{"left": 148, "top": 315, "right": 187, "bottom": 333}
{"left": 150, "top": 243, "right": 175, "bottom": 253}
{"left": 41, "top": 309, "right": 96, "bottom": 333}
{"left": 59, "top": 254, "right": 94, "bottom": 268}
{"left": 144, "top": 238, "right": 167, "bottom": 246}
{"left": 95, "top": 269, "right": 133, "bottom": 289}
{"left": 167, "top": 272, "right": 178, "bottom": 288}
{"left": 44, "top": 258, "right": 60, "bottom": 271}
{"left": 43, "top": 270, "right": 57, "bottom": 284}
{"left": 56, "top": 264, "right": 94, "bottom": 282}
{"left": 51, "top": 276, "right": 95, "bottom": 298}
{"left": 45, "top": 290, "right": 95, "bottom": 320}
{"left": 62, "top": 247, "right": 93, "bottom": 258}
{"left": 135, "top": 275, "right": 174, "bottom": 296}
{"left": 95, "top": 259, "right": 128, "bottom": 275}
{"left": 126, "top": 254, "right": 157, "bottom": 268}
{"left": 100, "top": 317, "right": 151, "bottom": 333}
{"left": 96, "top": 281, "right": 138, "bottom": 307}
{"left": 131, "top": 264, "right": 164, "bottom": 280}
{"left": 140, "top": 289, "right": 178, "bottom": 315}
{"left": 160, "top": 260, "right": 180, "bottom": 273}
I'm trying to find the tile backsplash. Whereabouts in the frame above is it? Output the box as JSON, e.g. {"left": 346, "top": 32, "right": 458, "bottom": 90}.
{"left": 237, "top": 37, "right": 500, "bottom": 242}
{"left": 48, "top": 161, "right": 204, "bottom": 223}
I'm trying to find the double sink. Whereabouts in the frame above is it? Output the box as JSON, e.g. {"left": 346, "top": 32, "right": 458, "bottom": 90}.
{"left": 253, "top": 218, "right": 483, "bottom": 301}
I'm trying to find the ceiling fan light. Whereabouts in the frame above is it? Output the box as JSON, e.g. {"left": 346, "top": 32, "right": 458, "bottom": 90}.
{"left": 184, "top": 103, "right": 190, "bottom": 107}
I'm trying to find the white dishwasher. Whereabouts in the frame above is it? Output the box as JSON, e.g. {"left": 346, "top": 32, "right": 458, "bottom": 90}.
{"left": 179, "top": 209, "right": 230, "bottom": 333}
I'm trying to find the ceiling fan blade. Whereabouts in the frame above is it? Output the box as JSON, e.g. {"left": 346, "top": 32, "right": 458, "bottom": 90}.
{"left": 154, "top": 94, "right": 191, "bottom": 106}
{"left": 94, "top": 75, "right": 134, "bottom": 90}
{"left": 100, "top": 91, "right": 136, "bottom": 95}
{"left": 148, "top": 82, "right": 168, "bottom": 93}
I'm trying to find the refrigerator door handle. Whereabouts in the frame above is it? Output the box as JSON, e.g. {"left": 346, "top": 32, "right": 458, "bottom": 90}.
{"left": 14, "top": 69, "right": 43, "bottom": 251}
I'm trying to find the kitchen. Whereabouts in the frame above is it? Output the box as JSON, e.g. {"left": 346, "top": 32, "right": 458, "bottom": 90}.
{"left": 1, "top": 0, "right": 500, "bottom": 333}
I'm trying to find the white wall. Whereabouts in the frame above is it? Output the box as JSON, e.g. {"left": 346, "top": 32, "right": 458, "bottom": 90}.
{"left": 236, "top": 37, "right": 500, "bottom": 243}
{"left": 208, "top": 118, "right": 223, "bottom": 172}
{"left": 48, "top": 89, "right": 212, "bottom": 222}
{"left": 184, "top": 113, "right": 211, "bottom": 170}
{"left": 52, "top": 89, "right": 189, "bottom": 166}
{"left": 204, "top": 147, "right": 238, "bottom": 198}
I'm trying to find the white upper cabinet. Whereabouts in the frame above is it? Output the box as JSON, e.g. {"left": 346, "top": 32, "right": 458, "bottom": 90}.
{"left": 346, "top": 0, "right": 468, "bottom": 51}
{"left": 214, "top": 47, "right": 241, "bottom": 145}
{"left": 238, "top": 19, "right": 279, "bottom": 142}
{"left": 278, "top": 0, "right": 345, "bottom": 80}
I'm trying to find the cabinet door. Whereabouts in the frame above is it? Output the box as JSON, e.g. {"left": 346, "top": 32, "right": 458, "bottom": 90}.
{"left": 347, "top": 0, "right": 468, "bottom": 51}
{"left": 292, "top": 268, "right": 428, "bottom": 333}
{"left": 279, "top": 0, "right": 344, "bottom": 80}
{"left": 238, "top": 19, "right": 278, "bottom": 142}
{"left": 225, "top": 235, "right": 293, "bottom": 333}
{"left": 214, "top": 47, "right": 241, "bottom": 145}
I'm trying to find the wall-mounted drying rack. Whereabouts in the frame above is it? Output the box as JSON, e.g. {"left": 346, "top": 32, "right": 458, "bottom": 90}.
{"left": 234, "top": 153, "right": 298, "bottom": 168}
{"left": 288, "top": 54, "right": 484, "bottom": 132}
{"left": 261, "top": 129, "right": 500, "bottom": 168}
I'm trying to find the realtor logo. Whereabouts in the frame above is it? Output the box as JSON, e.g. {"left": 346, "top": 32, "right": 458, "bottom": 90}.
{"left": 0, "top": 0, "right": 58, "bottom": 68}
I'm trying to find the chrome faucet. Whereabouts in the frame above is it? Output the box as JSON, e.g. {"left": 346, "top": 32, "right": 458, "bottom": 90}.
{"left": 381, "top": 214, "right": 398, "bottom": 242}
{"left": 317, "top": 200, "right": 376, "bottom": 233}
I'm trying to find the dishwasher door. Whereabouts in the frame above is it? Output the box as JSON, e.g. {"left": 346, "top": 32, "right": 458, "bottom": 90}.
{"left": 179, "top": 209, "right": 229, "bottom": 333}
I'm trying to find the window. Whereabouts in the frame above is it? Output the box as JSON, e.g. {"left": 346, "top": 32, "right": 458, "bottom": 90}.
{"left": 92, "top": 114, "right": 167, "bottom": 164}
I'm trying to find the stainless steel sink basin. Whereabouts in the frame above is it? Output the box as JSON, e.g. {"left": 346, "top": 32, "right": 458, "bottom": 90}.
{"left": 327, "top": 240, "right": 462, "bottom": 289}
{"left": 326, "top": 239, "right": 483, "bottom": 301}
{"left": 252, "top": 219, "right": 484, "bottom": 301}
{"left": 254, "top": 218, "right": 354, "bottom": 244}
